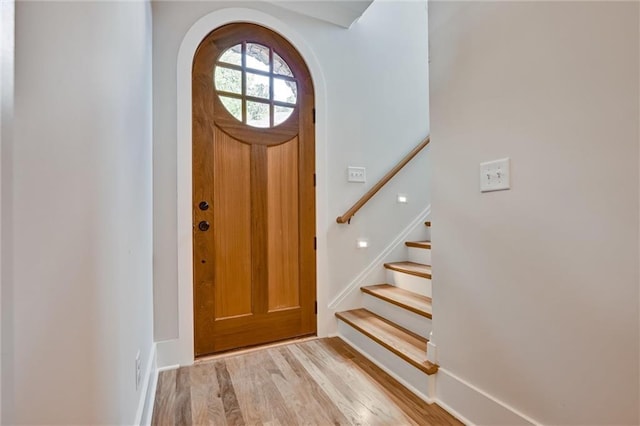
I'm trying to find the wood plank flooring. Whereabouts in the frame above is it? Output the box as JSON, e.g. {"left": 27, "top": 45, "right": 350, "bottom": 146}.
{"left": 151, "top": 337, "right": 460, "bottom": 425}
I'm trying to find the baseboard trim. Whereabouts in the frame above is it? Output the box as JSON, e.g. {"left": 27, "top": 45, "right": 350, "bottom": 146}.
{"left": 158, "top": 364, "right": 180, "bottom": 372}
{"left": 135, "top": 343, "right": 157, "bottom": 426}
{"left": 435, "top": 397, "right": 475, "bottom": 426}
{"left": 436, "top": 368, "right": 540, "bottom": 426}
{"left": 328, "top": 205, "right": 430, "bottom": 310}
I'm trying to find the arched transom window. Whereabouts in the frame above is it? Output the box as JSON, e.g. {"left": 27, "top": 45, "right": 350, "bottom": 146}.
{"left": 214, "top": 42, "right": 298, "bottom": 128}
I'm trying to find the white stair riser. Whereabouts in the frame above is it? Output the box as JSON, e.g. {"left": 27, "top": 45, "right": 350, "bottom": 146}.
{"left": 407, "top": 246, "right": 431, "bottom": 265}
{"left": 362, "top": 293, "right": 432, "bottom": 339}
{"left": 386, "top": 269, "right": 431, "bottom": 298}
{"left": 337, "top": 320, "right": 435, "bottom": 402}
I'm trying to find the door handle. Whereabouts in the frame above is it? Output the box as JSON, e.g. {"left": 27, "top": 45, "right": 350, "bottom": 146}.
{"left": 198, "top": 221, "right": 210, "bottom": 231}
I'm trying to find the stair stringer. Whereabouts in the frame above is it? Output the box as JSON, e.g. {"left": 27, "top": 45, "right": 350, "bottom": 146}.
{"left": 337, "top": 320, "right": 436, "bottom": 403}
{"left": 327, "top": 204, "right": 430, "bottom": 315}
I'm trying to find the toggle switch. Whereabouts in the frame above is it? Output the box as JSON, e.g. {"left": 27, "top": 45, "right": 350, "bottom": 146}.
{"left": 348, "top": 166, "right": 366, "bottom": 183}
{"left": 480, "top": 158, "right": 510, "bottom": 192}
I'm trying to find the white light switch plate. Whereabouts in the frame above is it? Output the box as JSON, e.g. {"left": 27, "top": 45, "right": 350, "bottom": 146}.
{"left": 348, "top": 166, "right": 366, "bottom": 183}
{"left": 480, "top": 158, "right": 510, "bottom": 192}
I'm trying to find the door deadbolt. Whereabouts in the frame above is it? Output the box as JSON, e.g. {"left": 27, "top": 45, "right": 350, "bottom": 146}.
{"left": 198, "top": 201, "right": 209, "bottom": 211}
{"left": 198, "top": 221, "right": 210, "bottom": 231}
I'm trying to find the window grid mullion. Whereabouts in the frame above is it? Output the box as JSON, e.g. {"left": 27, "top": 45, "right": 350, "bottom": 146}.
{"left": 269, "top": 48, "right": 274, "bottom": 127}
{"left": 241, "top": 42, "right": 247, "bottom": 124}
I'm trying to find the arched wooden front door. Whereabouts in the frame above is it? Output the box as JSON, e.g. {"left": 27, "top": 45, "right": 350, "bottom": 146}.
{"left": 192, "top": 23, "right": 316, "bottom": 356}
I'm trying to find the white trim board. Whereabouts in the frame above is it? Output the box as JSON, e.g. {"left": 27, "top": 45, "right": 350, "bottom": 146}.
{"left": 328, "top": 205, "right": 430, "bottom": 310}
{"left": 165, "top": 7, "right": 330, "bottom": 369}
{"left": 135, "top": 343, "right": 158, "bottom": 426}
{"left": 435, "top": 368, "right": 541, "bottom": 426}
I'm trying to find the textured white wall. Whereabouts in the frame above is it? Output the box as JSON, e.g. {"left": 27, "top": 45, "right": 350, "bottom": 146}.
{"left": 152, "top": 1, "right": 430, "bottom": 341}
{"left": 429, "top": 2, "right": 639, "bottom": 424}
{"left": 9, "top": 2, "right": 154, "bottom": 423}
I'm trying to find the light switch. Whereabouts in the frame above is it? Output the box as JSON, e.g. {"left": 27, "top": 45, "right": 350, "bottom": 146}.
{"left": 480, "top": 158, "right": 510, "bottom": 192}
{"left": 348, "top": 167, "right": 366, "bottom": 183}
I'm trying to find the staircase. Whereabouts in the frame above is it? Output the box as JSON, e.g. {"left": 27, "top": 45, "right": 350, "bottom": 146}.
{"left": 335, "top": 221, "right": 437, "bottom": 402}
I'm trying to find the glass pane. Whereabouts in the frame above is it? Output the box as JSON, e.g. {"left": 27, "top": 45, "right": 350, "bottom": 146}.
{"left": 214, "top": 66, "right": 241, "bottom": 94}
{"left": 274, "top": 105, "right": 294, "bottom": 126}
{"left": 219, "top": 96, "right": 242, "bottom": 122}
{"left": 245, "top": 43, "right": 270, "bottom": 72}
{"left": 273, "top": 78, "right": 297, "bottom": 104}
{"left": 273, "top": 52, "right": 293, "bottom": 77}
{"left": 219, "top": 44, "right": 242, "bottom": 66}
{"left": 246, "top": 72, "right": 270, "bottom": 100}
{"left": 246, "top": 101, "right": 270, "bottom": 128}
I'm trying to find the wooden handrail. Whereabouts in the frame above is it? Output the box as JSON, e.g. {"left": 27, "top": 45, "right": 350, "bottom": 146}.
{"left": 336, "top": 136, "right": 430, "bottom": 224}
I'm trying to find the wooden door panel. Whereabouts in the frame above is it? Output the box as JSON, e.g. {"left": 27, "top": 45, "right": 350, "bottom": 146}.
{"left": 267, "top": 138, "right": 300, "bottom": 311}
{"left": 210, "top": 309, "right": 306, "bottom": 353}
{"left": 213, "top": 129, "right": 252, "bottom": 319}
{"left": 193, "top": 23, "right": 315, "bottom": 356}
{"left": 250, "top": 143, "right": 269, "bottom": 315}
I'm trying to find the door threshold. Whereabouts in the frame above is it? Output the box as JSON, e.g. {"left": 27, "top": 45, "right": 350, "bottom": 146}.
{"left": 195, "top": 334, "right": 318, "bottom": 363}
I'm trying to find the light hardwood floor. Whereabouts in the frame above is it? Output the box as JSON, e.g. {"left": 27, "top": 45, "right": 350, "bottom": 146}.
{"left": 151, "top": 337, "right": 461, "bottom": 425}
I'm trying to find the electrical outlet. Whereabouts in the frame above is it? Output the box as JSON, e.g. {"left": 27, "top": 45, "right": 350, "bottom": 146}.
{"left": 135, "top": 351, "right": 141, "bottom": 390}
{"left": 347, "top": 166, "right": 366, "bottom": 183}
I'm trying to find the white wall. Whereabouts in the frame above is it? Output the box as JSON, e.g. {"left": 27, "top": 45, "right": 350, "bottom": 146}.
{"left": 0, "top": 0, "right": 15, "bottom": 420}
{"left": 153, "top": 1, "right": 430, "bottom": 343}
{"left": 429, "top": 2, "right": 639, "bottom": 424}
{"left": 7, "top": 1, "right": 154, "bottom": 423}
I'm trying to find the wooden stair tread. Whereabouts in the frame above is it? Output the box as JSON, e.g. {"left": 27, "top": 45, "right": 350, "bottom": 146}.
{"left": 405, "top": 240, "right": 431, "bottom": 250}
{"left": 361, "top": 284, "right": 432, "bottom": 319}
{"left": 424, "top": 221, "right": 431, "bottom": 227}
{"left": 384, "top": 261, "right": 432, "bottom": 279}
{"left": 336, "top": 308, "right": 438, "bottom": 375}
